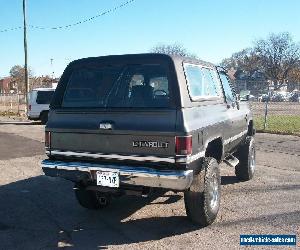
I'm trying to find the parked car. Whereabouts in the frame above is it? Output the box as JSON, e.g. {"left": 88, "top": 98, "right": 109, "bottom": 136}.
{"left": 41, "top": 54, "right": 255, "bottom": 226}
{"left": 271, "top": 93, "right": 286, "bottom": 102}
{"left": 239, "top": 90, "right": 256, "bottom": 101}
{"left": 27, "top": 88, "right": 56, "bottom": 124}
{"left": 258, "top": 94, "right": 270, "bottom": 102}
{"left": 289, "top": 92, "right": 300, "bottom": 102}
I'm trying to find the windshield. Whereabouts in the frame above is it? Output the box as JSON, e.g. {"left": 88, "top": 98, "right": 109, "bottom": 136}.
{"left": 61, "top": 64, "right": 170, "bottom": 108}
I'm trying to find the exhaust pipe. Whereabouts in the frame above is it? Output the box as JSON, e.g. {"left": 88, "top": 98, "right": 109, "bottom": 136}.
{"left": 98, "top": 196, "right": 108, "bottom": 206}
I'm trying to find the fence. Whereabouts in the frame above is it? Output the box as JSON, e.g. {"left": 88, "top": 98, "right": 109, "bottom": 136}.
{"left": 0, "top": 92, "right": 299, "bottom": 135}
{"left": 235, "top": 80, "right": 300, "bottom": 96}
{"left": 249, "top": 102, "right": 300, "bottom": 116}
{"left": 0, "top": 94, "right": 26, "bottom": 114}
{"left": 248, "top": 101, "right": 300, "bottom": 135}
{"left": 234, "top": 80, "right": 300, "bottom": 135}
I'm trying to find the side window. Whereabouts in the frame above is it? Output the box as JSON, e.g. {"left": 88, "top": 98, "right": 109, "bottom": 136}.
{"left": 219, "top": 73, "right": 235, "bottom": 103}
{"left": 36, "top": 91, "right": 54, "bottom": 104}
{"left": 184, "top": 64, "right": 204, "bottom": 98}
{"left": 202, "top": 68, "right": 222, "bottom": 97}
{"left": 184, "top": 63, "right": 222, "bottom": 100}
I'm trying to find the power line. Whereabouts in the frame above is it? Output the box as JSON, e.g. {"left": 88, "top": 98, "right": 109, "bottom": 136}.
{"left": 29, "top": 0, "right": 135, "bottom": 30}
{"left": 0, "top": 0, "right": 136, "bottom": 33}
{"left": 0, "top": 26, "right": 22, "bottom": 33}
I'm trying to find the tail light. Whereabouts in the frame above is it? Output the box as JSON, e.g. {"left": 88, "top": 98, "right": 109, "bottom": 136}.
{"left": 28, "top": 105, "right": 31, "bottom": 111}
{"left": 175, "top": 136, "right": 192, "bottom": 155}
{"left": 45, "top": 131, "right": 51, "bottom": 148}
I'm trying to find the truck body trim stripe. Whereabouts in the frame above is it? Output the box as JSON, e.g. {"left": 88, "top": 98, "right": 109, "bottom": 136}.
{"left": 46, "top": 130, "right": 247, "bottom": 164}
{"left": 47, "top": 150, "right": 175, "bottom": 163}
{"left": 223, "top": 130, "right": 248, "bottom": 145}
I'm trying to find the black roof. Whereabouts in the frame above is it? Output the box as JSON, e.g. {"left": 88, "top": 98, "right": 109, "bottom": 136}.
{"left": 69, "top": 53, "right": 215, "bottom": 68}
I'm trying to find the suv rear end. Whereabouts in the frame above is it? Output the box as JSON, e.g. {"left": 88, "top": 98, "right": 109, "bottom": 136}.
{"left": 42, "top": 54, "right": 194, "bottom": 194}
{"left": 28, "top": 88, "right": 55, "bottom": 124}
{"left": 42, "top": 53, "right": 249, "bottom": 226}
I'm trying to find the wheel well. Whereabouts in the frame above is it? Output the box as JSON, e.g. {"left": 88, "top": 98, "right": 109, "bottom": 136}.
{"left": 39, "top": 110, "right": 48, "bottom": 118}
{"left": 205, "top": 138, "right": 223, "bottom": 162}
{"left": 247, "top": 120, "right": 255, "bottom": 136}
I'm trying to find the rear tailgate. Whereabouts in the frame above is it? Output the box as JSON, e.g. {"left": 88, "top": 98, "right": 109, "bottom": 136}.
{"left": 46, "top": 55, "right": 181, "bottom": 166}
{"left": 47, "top": 109, "right": 176, "bottom": 164}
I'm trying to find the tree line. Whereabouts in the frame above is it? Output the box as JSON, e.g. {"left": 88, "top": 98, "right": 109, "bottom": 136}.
{"left": 221, "top": 32, "right": 300, "bottom": 90}
{"left": 152, "top": 33, "right": 300, "bottom": 91}
{"left": 6, "top": 65, "right": 55, "bottom": 94}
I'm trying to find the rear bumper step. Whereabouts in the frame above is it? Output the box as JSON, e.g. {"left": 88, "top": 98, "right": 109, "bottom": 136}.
{"left": 41, "top": 159, "right": 194, "bottom": 191}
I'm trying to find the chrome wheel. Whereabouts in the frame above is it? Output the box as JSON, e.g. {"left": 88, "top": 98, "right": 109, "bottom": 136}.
{"left": 184, "top": 157, "right": 220, "bottom": 226}
{"left": 249, "top": 146, "right": 256, "bottom": 174}
{"left": 207, "top": 173, "right": 220, "bottom": 213}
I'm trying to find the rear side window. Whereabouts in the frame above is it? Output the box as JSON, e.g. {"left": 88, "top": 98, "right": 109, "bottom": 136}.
{"left": 36, "top": 91, "right": 54, "bottom": 104}
{"left": 219, "top": 72, "right": 236, "bottom": 103}
{"left": 184, "top": 63, "right": 222, "bottom": 101}
{"left": 62, "top": 64, "right": 171, "bottom": 108}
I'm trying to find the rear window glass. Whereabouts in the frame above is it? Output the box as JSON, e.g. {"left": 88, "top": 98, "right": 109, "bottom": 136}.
{"left": 36, "top": 91, "right": 54, "bottom": 104}
{"left": 184, "top": 63, "right": 222, "bottom": 100}
{"left": 62, "top": 64, "right": 170, "bottom": 108}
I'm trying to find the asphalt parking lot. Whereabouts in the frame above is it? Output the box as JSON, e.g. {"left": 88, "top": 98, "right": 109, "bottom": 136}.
{"left": 0, "top": 124, "right": 299, "bottom": 250}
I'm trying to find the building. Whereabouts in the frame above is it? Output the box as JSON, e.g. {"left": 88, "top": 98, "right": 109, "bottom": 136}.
{"left": 0, "top": 77, "right": 12, "bottom": 94}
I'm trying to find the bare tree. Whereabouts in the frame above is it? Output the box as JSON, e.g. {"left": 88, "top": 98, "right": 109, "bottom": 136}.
{"left": 9, "top": 65, "right": 56, "bottom": 92}
{"left": 221, "top": 48, "right": 260, "bottom": 76}
{"left": 288, "top": 64, "right": 300, "bottom": 83}
{"left": 254, "top": 32, "right": 300, "bottom": 89}
{"left": 151, "top": 43, "right": 198, "bottom": 58}
{"left": 221, "top": 32, "right": 300, "bottom": 91}
{"left": 286, "top": 62, "right": 300, "bottom": 91}
{"left": 9, "top": 65, "right": 33, "bottom": 93}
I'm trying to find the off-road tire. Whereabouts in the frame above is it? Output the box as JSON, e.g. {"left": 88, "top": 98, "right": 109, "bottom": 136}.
{"left": 235, "top": 136, "right": 256, "bottom": 181}
{"left": 74, "top": 184, "right": 111, "bottom": 210}
{"left": 40, "top": 111, "right": 49, "bottom": 125}
{"left": 184, "top": 157, "right": 221, "bottom": 226}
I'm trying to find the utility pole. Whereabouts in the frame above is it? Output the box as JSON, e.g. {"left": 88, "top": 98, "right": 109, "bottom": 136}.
{"left": 23, "top": 0, "right": 29, "bottom": 114}
{"left": 50, "top": 58, "right": 54, "bottom": 84}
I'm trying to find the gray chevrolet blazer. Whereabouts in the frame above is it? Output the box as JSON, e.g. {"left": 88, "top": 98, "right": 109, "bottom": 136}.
{"left": 42, "top": 53, "right": 255, "bottom": 226}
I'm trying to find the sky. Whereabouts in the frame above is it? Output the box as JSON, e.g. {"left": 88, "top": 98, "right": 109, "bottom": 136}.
{"left": 1, "top": 0, "right": 300, "bottom": 78}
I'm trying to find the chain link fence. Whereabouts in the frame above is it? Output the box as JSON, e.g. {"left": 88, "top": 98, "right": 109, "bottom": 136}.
{"left": 0, "top": 83, "right": 299, "bottom": 135}
{"left": 0, "top": 94, "right": 26, "bottom": 115}
{"left": 235, "top": 80, "right": 300, "bottom": 135}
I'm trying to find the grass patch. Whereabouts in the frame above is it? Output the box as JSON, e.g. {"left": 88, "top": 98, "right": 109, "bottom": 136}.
{"left": 254, "top": 115, "right": 300, "bottom": 135}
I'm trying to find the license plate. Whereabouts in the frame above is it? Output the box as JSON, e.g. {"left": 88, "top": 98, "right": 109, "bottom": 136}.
{"left": 96, "top": 171, "right": 119, "bottom": 188}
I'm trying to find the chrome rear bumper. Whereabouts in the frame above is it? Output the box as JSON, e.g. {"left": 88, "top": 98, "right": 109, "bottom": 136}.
{"left": 41, "top": 159, "right": 193, "bottom": 191}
